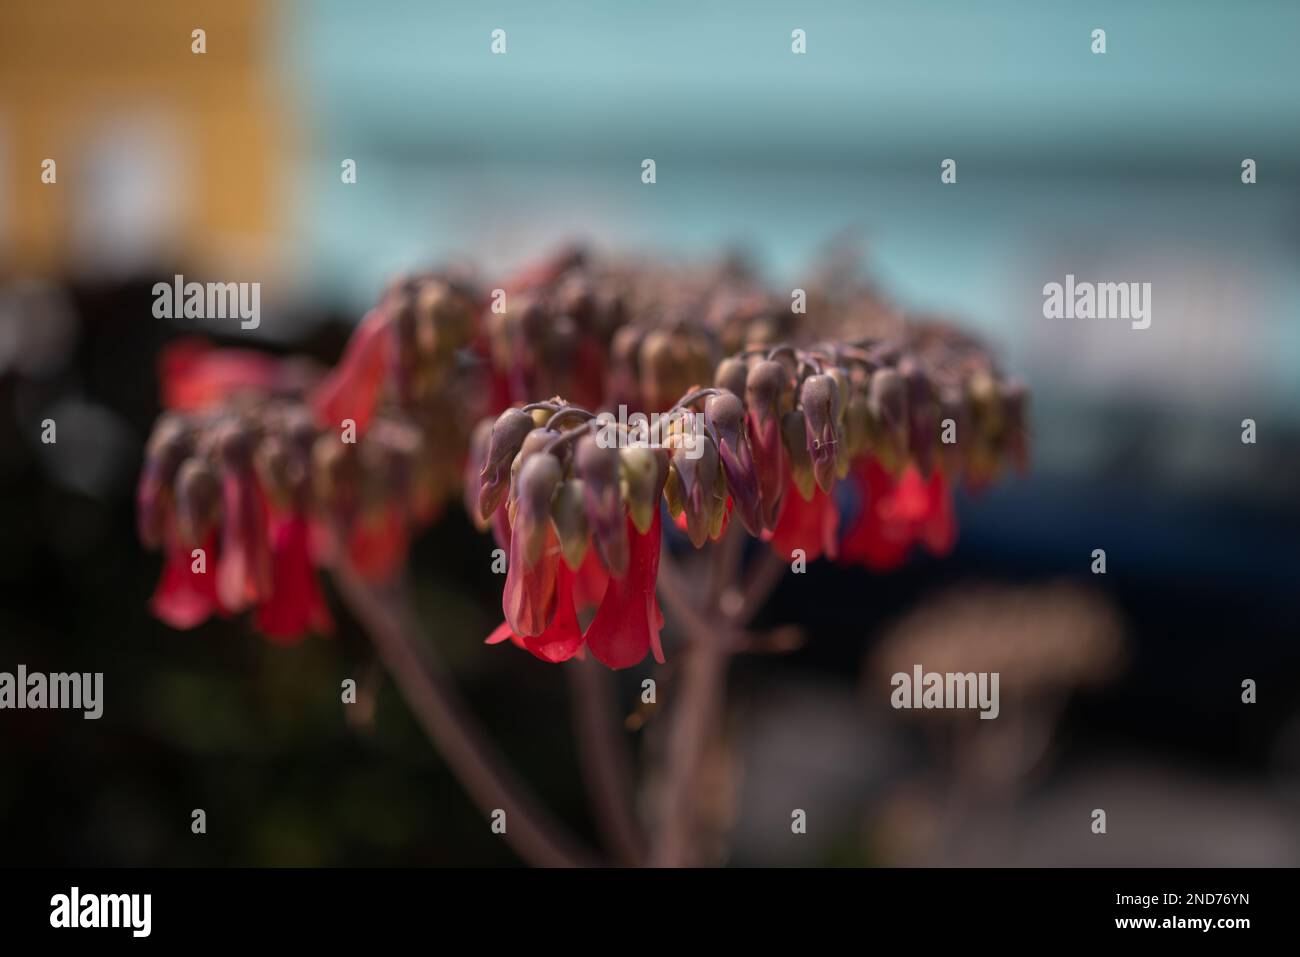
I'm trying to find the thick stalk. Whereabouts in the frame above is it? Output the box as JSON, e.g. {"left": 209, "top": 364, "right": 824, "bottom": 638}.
{"left": 332, "top": 561, "right": 596, "bottom": 868}
{"left": 567, "top": 657, "right": 646, "bottom": 865}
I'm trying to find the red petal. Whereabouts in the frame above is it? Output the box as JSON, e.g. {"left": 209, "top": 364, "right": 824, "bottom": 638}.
{"left": 767, "top": 474, "right": 839, "bottom": 562}
{"left": 255, "top": 512, "right": 334, "bottom": 643}
{"left": 310, "top": 308, "right": 392, "bottom": 437}
{"left": 502, "top": 522, "right": 560, "bottom": 637}
{"left": 485, "top": 564, "right": 586, "bottom": 663}
{"left": 150, "top": 532, "right": 222, "bottom": 629}
{"left": 216, "top": 470, "right": 272, "bottom": 611}
{"left": 585, "top": 510, "right": 663, "bottom": 669}
{"left": 347, "top": 505, "right": 409, "bottom": 582}
{"left": 572, "top": 545, "right": 611, "bottom": 612}
{"left": 159, "top": 338, "right": 280, "bottom": 411}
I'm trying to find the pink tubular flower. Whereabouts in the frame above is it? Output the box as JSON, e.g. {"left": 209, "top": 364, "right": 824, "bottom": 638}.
{"left": 345, "top": 504, "right": 410, "bottom": 583}
{"left": 766, "top": 471, "right": 840, "bottom": 562}
{"left": 311, "top": 308, "right": 393, "bottom": 438}
{"left": 839, "top": 460, "right": 957, "bottom": 570}
{"left": 584, "top": 511, "right": 665, "bottom": 670}
{"left": 150, "top": 531, "right": 223, "bottom": 630}
{"left": 487, "top": 560, "right": 586, "bottom": 664}
{"left": 255, "top": 511, "right": 334, "bottom": 643}
{"left": 487, "top": 511, "right": 665, "bottom": 670}
{"left": 159, "top": 338, "right": 281, "bottom": 412}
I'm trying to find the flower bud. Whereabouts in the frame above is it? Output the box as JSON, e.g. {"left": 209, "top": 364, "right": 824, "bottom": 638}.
{"left": 478, "top": 407, "right": 534, "bottom": 521}
{"left": 516, "top": 453, "right": 562, "bottom": 568}
{"left": 174, "top": 457, "right": 220, "bottom": 548}
{"left": 670, "top": 434, "right": 721, "bottom": 548}
{"left": 706, "top": 391, "right": 761, "bottom": 534}
{"left": 551, "top": 479, "right": 590, "bottom": 570}
{"left": 137, "top": 414, "right": 192, "bottom": 549}
{"left": 746, "top": 359, "right": 789, "bottom": 527}
{"left": 620, "top": 446, "right": 667, "bottom": 535}
{"left": 868, "top": 368, "right": 909, "bottom": 473}
{"left": 900, "top": 358, "right": 937, "bottom": 476}
{"left": 713, "top": 355, "right": 749, "bottom": 398}
{"left": 464, "top": 418, "right": 495, "bottom": 531}
{"left": 800, "top": 374, "right": 840, "bottom": 493}
{"left": 575, "top": 434, "right": 628, "bottom": 577}
{"left": 781, "top": 410, "right": 816, "bottom": 501}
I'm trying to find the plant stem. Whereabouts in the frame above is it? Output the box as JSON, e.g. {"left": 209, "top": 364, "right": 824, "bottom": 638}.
{"left": 331, "top": 561, "right": 596, "bottom": 868}
{"left": 649, "top": 526, "right": 746, "bottom": 866}
{"left": 567, "top": 657, "right": 645, "bottom": 865}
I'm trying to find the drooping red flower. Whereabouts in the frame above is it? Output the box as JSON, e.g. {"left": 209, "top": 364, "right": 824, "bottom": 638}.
{"left": 766, "top": 473, "right": 839, "bottom": 562}
{"left": 159, "top": 338, "right": 281, "bottom": 412}
{"left": 572, "top": 544, "right": 611, "bottom": 613}
{"left": 216, "top": 465, "right": 273, "bottom": 612}
{"left": 254, "top": 511, "right": 334, "bottom": 643}
{"left": 150, "top": 531, "right": 223, "bottom": 630}
{"left": 502, "top": 521, "right": 562, "bottom": 638}
{"left": 486, "top": 560, "right": 586, "bottom": 664}
{"left": 311, "top": 308, "right": 393, "bottom": 438}
{"left": 345, "top": 504, "right": 410, "bottom": 583}
{"left": 839, "top": 460, "right": 957, "bottom": 570}
{"left": 584, "top": 511, "right": 666, "bottom": 669}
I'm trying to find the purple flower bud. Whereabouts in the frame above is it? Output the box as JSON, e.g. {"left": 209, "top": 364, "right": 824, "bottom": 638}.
{"left": 575, "top": 434, "right": 628, "bottom": 577}
{"left": 671, "top": 435, "right": 721, "bottom": 548}
{"left": 781, "top": 409, "right": 816, "bottom": 501}
{"left": 620, "top": 446, "right": 667, "bottom": 536}
{"left": 174, "top": 457, "right": 220, "bottom": 548}
{"left": 516, "top": 453, "right": 562, "bottom": 568}
{"left": 745, "top": 359, "right": 789, "bottom": 527}
{"left": 137, "top": 414, "right": 192, "bottom": 549}
{"left": 478, "top": 408, "right": 534, "bottom": 521}
{"left": 800, "top": 373, "right": 840, "bottom": 493}
{"left": 706, "top": 391, "right": 761, "bottom": 535}
{"left": 550, "top": 479, "right": 590, "bottom": 570}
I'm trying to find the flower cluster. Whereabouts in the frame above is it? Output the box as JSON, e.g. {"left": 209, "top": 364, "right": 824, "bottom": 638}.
{"left": 138, "top": 245, "right": 1026, "bottom": 660}
{"left": 473, "top": 327, "right": 1027, "bottom": 668}
{"left": 138, "top": 271, "right": 481, "bottom": 641}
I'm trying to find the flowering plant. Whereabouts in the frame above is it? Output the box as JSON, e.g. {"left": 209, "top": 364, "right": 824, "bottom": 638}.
{"left": 138, "top": 246, "right": 1026, "bottom": 866}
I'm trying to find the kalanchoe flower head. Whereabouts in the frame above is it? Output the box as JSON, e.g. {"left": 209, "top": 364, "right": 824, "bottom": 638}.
{"left": 745, "top": 358, "right": 790, "bottom": 528}
{"left": 575, "top": 433, "right": 629, "bottom": 577}
{"left": 800, "top": 373, "right": 840, "bottom": 493}
{"left": 706, "top": 391, "right": 761, "bottom": 535}
{"left": 478, "top": 407, "right": 534, "bottom": 522}
{"left": 620, "top": 446, "right": 667, "bottom": 536}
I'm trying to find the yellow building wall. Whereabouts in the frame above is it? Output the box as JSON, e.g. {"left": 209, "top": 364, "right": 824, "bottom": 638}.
{"left": 0, "top": 0, "right": 288, "bottom": 277}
